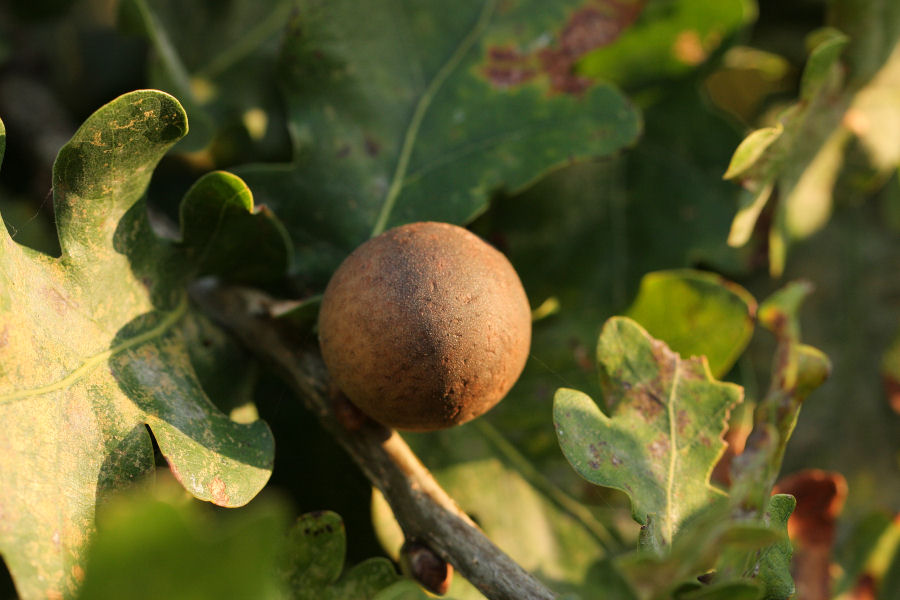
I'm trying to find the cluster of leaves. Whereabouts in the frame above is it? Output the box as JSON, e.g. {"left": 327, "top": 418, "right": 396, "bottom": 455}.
{"left": 0, "top": 0, "right": 899, "bottom": 599}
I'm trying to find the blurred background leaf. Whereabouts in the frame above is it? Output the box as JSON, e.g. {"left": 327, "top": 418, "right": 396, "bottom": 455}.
{"left": 117, "top": 0, "right": 295, "bottom": 161}
{"left": 77, "top": 479, "right": 289, "bottom": 600}
{"left": 77, "top": 478, "right": 402, "bottom": 600}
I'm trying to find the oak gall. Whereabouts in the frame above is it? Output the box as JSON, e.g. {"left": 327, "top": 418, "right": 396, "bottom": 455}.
{"left": 318, "top": 222, "right": 531, "bottom": 431}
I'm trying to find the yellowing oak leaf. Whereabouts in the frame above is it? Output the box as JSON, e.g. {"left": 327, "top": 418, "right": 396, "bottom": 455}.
{"left": 0, "top": 90, "right": 285, "bottom": 598}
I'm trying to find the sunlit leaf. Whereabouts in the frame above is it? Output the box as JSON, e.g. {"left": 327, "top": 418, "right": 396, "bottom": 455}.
{"left": 554, "top": 317, "right": 743, "bottom": 544}
{"left": 625, "top": 270, "right": 757, "bottom": 378}
{"left": 0, "top": 91, "right": 281, "bottom": 598}
{"left": 723, "top": 125, "right": 783, "bottom": 181}
{"left": 724, "top": 2, "right": 900, "bottom": 275}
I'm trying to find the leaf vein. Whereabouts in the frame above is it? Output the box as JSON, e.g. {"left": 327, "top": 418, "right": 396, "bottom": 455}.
{"left": 370, "top": 0, "right": 496, "bottom": 236}
{"left": 0, "top": 295, "right": 189, "bottom": 405}
{"left": 665, "top": 359, "right": 681, "bottom": 543}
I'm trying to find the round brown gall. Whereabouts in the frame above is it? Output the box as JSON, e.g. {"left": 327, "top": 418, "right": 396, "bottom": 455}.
{"left": 318, "top": 222, "right": 531, "bottom": 431}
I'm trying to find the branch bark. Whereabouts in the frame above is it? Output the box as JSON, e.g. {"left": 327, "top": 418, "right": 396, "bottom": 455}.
{"left": 192, "top": 282, "right": 556, "bottom": 600}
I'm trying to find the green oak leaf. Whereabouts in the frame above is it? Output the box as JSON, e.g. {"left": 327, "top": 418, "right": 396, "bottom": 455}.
{"left": 179, "top": 170, "right": 293, "bottom": 284}
{"left": 706, "top": 495, "right": 796, "bottom": 600}
{"left": 673, "top": 582, "right": 762, "bottom": 600}
{"left": 554, "top": 317, "right": 743, "bottom": 544}
{"left": 755, "top": 494, "right": 795, "bottom": 600}
{"left": 118, "top": 0, "right": 295, "bottom": 159}
{"left": 625, "top": 270, "right": 757, "bottom": 378}
{"left": 0, "top": 90, "right": 279, "bottom": 598}
{"left": 726, "top": 282, "right": 831, "bottom": 517}
{"left": 725, "top": 0, "right": 900, "bottom": 275}
{"left": 579, "top": 0, "right": 754, "bottom": 88}
{"left": 617, "top": 500, "right": 781, "bottom": 600}
{"left": 77, "top": 481, "right": 289, "bottom": 600}
{"left": 236, "top": 0, "right": 641, "bottom": 286}
{"left": 372, "top": 581, "right": 433, "bottom": 600}
{"left": 723, "top": 124, "right": 783, "bottom": 182}
{"left": 284, "top": 511, "right": 400, "bottom": 600}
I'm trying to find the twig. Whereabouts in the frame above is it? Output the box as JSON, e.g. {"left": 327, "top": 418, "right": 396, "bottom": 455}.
{"left": 192, "top": 282, "right": 556, "bottom": 600}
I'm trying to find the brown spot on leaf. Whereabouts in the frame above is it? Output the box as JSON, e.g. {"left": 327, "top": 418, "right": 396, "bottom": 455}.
{"left": 43, "top": 285, "right": 76, "bottom": 315}
{"left": 649, "top": 339, "right": 677, "bottom": 383}
{"left": 0, "top": 325, "right": 7, "bottom": 348}
{"left": 676, "top": 409, "right": 689, "bottom": 435}
{"left": 631, "top": 388, "right": 665, "bottom": 421}
{"left": 774, "top": 469, "right": 848, "bottom": 600}
{"left": 363, "top": 135, "right": 381, "bottom": 157}
{"left": 482, "top": 0, "right": 645, "bottom": 94}
{"left": 648, "top": 436, "right": 669, "bottom": 459}
{"left": 166, "top": 460, "right": 183, "bottom": 485}
{"left": 207, "top": 476, "right": 230, "bottom": 505}
{"left": 483, "top": 45, "right": 540, "bottom": 88}
{"left": 336, "top": 144, "right": 351, "bottom": 159}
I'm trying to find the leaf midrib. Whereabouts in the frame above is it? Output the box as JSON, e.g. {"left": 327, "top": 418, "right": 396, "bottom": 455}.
{"left": 0, "top": 295, "right": 189, "bottom": 405}
{"left": 665, "top": 359, "right": 682, "bottom": 544}
{"left": 370, "top": 0, "right": 497, "bottom": 236}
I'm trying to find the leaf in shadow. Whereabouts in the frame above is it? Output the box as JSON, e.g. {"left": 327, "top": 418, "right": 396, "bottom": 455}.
{"left": 616, "top": 498, "right": 784, "bottom": 600}
{"left": 235, "top": 0, "right": 641, "bottom": 288}
{"left": 118, "top": 0, "right": 295, "bottom": 158}
{"left": 283, "top": 511, "right": 400, "bottom": 600}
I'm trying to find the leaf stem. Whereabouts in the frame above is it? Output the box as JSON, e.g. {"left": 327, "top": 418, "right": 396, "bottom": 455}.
{"left": 370, "top": 0, "right": 496, "bottom": 237}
